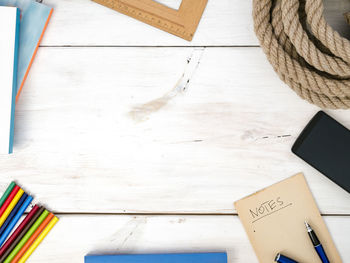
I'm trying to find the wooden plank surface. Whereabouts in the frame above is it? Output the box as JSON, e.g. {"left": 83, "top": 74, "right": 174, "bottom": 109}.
{"left": 2, "top": 47, "right": 349, "bottom": 214}
{"left": 23, "top": 215, "right": 350, "bottom": 263}
{"left": 4, "top": 0, "right": 350, "bottom": 261}
{"left": 41, "top": 0, "right": 257, "bottom": 46}
{"left": 40, "top": 0, "right": 350, "bottom": 46}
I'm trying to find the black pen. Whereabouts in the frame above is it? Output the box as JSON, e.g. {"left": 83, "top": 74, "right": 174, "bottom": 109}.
{"left": 305, "top": 222, "right": 330, "bottom": 263}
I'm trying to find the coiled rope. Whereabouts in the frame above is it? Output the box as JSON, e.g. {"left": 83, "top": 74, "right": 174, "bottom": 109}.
{"left": 346, "top": 12, "right": 350, "bottom": 25}
{"left": 253, "top": 0, "right": 350, "bottom": 109}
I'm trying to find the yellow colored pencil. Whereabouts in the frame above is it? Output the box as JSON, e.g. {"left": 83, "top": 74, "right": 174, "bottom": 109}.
{"left": 0, "top": 189, "right": 23, "bottom": 228}
{"left": 18, "top": 216, "right": 58, "bottom": 263}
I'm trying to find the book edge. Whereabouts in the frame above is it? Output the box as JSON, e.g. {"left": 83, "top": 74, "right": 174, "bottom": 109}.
{"left": 15, "top": 6, "right": 53, "bottom": 101}
{"left": 8, "top": 8, "right": 20, "bottom": 154}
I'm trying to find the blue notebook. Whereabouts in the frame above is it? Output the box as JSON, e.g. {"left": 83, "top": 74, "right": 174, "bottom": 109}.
{"left": 0, "top": 0, "right": 52, "bottom": 99}
{"left": 0, "top": 6, "right": 20, "bottom": 154}
{"left": 85, "top": 253, "right": 227, "bottom": 263}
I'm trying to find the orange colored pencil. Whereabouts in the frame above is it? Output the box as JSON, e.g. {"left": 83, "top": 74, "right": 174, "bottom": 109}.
{"left": 11, "top": 213, "right": 54, "bottom": 263}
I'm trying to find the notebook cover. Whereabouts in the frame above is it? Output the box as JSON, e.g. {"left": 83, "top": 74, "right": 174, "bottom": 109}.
{"left": 234, "top": 173, "right": 342, "bottom": 263}
{"left": 0, "top": 0, "right": 53, "bottom": 101}
{"left": 0, "top": 6, "right": 20, "bottom": 154}
{"left": 85, "top": 253, "right": 227, "bottom": 263}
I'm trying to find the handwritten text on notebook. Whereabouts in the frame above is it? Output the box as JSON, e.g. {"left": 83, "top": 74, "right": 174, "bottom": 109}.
{"left": 234, "top": 174, "right": 342, "bottom": 262}
{"left": 249, "top": 197, "right": 292, "bottom": 223}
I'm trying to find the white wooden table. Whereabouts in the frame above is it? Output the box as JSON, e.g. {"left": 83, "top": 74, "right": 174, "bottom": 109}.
{"left": 1, "top": 0, "right": 350, "bottom": 262}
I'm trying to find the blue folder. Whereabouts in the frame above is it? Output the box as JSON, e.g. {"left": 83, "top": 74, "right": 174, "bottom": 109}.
{"left": 85, "top": 253, "right": 227, "bottom": 263}
{"left": 0, "top": 0, "right": 52, "bottom": 95}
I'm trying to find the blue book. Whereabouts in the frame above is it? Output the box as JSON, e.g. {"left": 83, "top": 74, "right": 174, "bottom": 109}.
{"left": 0, "top": 6, "right": 20, "bottom": 154}
{"left": 85, "top": 253, "right": 227, "bottom": 263}
{"left": 0, "top": 0, "right": 52, "bottom": 100}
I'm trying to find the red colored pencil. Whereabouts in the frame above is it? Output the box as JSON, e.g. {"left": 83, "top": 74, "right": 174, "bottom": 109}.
{"left": 0, "top": 205, "right": 39, "bottom": 258}
{"left": 0, "top": 185, "right": 20, "bottom": 218}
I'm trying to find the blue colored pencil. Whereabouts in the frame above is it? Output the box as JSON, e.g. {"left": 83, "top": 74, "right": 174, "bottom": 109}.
{"left": 0, "top": 193, "right": 27, "bottom": 237}
{"left": 0, "top": 194, "right": 32, "bottom": 247}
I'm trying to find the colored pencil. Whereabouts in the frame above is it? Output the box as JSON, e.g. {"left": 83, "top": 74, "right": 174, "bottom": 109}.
{"left": 0, "top": 206, "right": 43, "bottom": 261}
{"left": 0, "top": 189, "right": 23, "bottom": 228}
{"left": 0, "top": 193, "right": 27, "bottom": 238}
{"left": 0, "top": 195, "right": 33, "bottom": 247}
{"left": 0, "top": 182, "right": 16, "bottom": 210}
{"left": 4, "top": 209, "right": 49, "bottom": 263}
{"left": 0, "top": 185, "right": 20, "bottom": 218}
{"left": 17, "top": 216, "right": 58, "bottom": 263}
{"left": 12, "top": 213, "right": 54, "bottom": 263}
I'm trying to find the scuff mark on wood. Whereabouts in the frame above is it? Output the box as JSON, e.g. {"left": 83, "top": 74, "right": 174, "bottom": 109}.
{"left": 129, "top": 48, "right": 205, "bottom": 122}
{"left": 170, "top": 139, "right": 204, "bottom": 144}
{"left": 115, "top": 217, "right": 147, "bottom": 249}
{"left": 90, "top": 216, "right": 147, "bottom": 253}
{"left": 241, "top": 130, "right": 292, "bottom": 142}
{"left": 256, "top": 134, "right": 292, "bottom": 141}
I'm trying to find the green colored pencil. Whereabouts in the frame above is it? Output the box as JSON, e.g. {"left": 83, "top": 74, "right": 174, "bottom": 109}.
{"left": 0, "top": 182, "right": 16, "bottom": 210}
{"left": 4, "top": 210, "right": 49, "bottom": 263}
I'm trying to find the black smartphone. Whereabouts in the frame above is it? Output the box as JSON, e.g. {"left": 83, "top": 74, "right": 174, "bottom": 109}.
{"left": 292, "top": 111, "right": 350, "bottom": 193}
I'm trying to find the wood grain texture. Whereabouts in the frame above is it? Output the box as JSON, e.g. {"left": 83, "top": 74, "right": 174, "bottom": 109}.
{"left": 91, "top": 0, "right": 208, "bottom": 41}
{"left": 21, "top": 215, "right": 350, "bottom": 263}
{"left": 4, "top": 0, "right": 350, "bottom": 261}
{"left": 3, "top": 47, "right": 350, "bottom": 214}
{"left": 41, "top": 0, "right": 257, "bottom": 46}
{"left": 40, "top": 0, "right": 349, "bottom": 46}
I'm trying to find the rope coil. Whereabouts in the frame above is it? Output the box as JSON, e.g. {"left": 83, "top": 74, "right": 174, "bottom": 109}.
{"left": 253, "top": 0, "right": 350, "bottom": 109}
{"left": 346, "top": 12, "right": 350, "bottom": 25}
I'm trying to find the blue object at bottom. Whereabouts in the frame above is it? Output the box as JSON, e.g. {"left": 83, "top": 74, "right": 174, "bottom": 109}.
{"left": 85, "top": 253, "right": 227, "bottom": 263}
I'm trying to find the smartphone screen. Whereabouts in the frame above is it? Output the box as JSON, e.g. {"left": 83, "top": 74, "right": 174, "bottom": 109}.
{"left": 292, "top": 111, "right": 350, "bottom": 193}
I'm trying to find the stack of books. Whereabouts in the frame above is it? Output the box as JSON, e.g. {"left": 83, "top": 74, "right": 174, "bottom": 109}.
{"left": 0, "top": 0, "right": 53, "bottom": 154}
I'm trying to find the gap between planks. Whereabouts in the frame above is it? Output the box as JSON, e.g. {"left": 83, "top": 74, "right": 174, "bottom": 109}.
{"left": 38, "top": 45, "right": 260, "bottom": 48}
{"left": 28, "top": 212, "right": 350, "bottom": 217}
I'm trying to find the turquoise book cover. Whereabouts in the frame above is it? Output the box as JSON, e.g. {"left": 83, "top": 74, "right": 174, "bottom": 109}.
{"left": 0, "top": 0, "right": 52, "bottom": 99}
{"left": 85, "top": 253, "right": 227, "bottom": 263}
{"left": 0, "top": 6, "right": 20, "bottom": 154}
